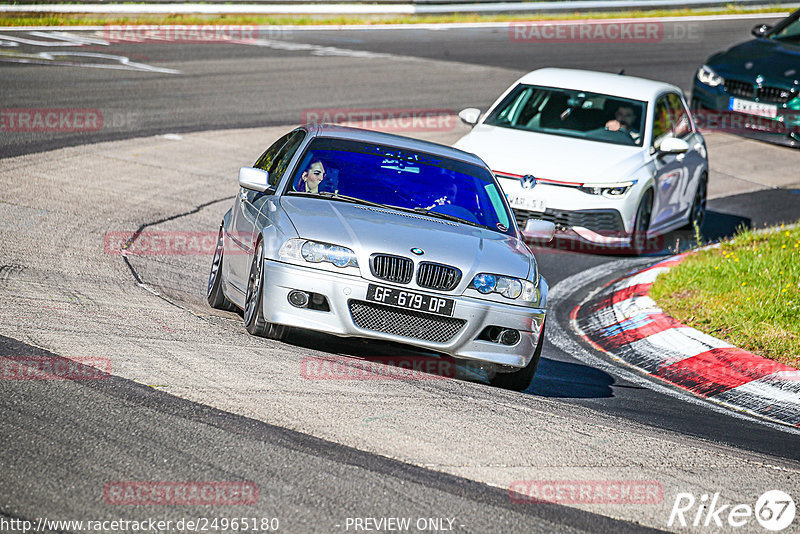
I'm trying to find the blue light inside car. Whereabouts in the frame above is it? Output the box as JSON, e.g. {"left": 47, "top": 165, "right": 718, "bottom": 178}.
{"left": 473, "top": 273, "right": 496, "bottom": 294}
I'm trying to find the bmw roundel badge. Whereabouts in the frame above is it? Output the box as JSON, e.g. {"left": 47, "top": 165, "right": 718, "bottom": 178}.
{"left": 411, "top": 247, "right": 424, "bottom": 255}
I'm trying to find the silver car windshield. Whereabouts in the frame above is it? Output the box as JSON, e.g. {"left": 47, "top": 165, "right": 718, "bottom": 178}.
{"left": 284, "top": 137, "right": 515, "bottom": 235}
{"left": 485, "top": 84, "right": 647, "bottom": 147}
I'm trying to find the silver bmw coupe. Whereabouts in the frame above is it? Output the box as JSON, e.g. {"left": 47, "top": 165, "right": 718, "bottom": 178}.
{"left": 207, "top": 124, "right": 553, "bottom": 390}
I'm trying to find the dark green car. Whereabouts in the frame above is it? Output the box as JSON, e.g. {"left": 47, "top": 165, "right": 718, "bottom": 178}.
{"left": 692, "top": 9, "right": 800, "bottom": 147}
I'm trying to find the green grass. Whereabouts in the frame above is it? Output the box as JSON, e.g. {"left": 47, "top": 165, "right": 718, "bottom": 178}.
{"left": 650, "top": 223, "right": 800, "bottom": 366}
{"left": 0, "top": 5, "right": 793, "bottom": 27}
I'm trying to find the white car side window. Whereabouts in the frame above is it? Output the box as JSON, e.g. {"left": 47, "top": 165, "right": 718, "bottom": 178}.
{"left": 652, "top": 96, "right": 674, "bottom": 148}
{"left": 667, "top": 93, "right": 693, "bottom": 139}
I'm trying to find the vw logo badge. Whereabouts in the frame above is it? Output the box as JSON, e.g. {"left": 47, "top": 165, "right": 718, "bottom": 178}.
{"left": 521, "top": 175, "right": 537, "bottom": 189}
{"left": 411, "top": 247, "right": 424, "bottom": 255}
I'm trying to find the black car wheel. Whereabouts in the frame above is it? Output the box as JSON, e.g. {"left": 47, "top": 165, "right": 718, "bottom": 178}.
{"left": 490, "top": 320, "right": 545, "bottom": 392}
{"left": 630, "top": 190, "right": 654, "bottom": 255}
{"left": 689, "top": 175, "right": 707, "bottom": 232}
{"left": 244, "top": 240, "right": 288, "bottom": 341}
{"left": 207, "top": 224, "right": 235, "bottom": 311}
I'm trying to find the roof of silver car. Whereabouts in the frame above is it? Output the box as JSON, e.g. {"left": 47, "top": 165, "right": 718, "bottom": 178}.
{"left": 305, "top": 123, "right": 487, "bottom": 167}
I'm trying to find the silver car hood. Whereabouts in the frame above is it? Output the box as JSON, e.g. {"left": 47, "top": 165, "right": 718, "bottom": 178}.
{"left": 280, "top": 197, "right": 532, "bottom": 286}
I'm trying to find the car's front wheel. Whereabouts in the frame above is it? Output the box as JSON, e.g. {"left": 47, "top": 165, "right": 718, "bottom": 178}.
{"left": 489, "top": 320, "right": 545, "bottom": 392}
{"left": 244, "top": 240, "right": 288, "bottom": 341}
{"left": 207, "top": 224, "right": 235, "bottom": 311}
{"left": 688, "top": 175, "right": 707, "bottom": 232}
{"left": 630, "top": 190, "right": 653, "bottom": 255}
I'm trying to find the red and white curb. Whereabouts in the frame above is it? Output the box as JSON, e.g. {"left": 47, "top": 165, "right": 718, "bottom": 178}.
{"left": 571, "top": 254, "right": 800, "bottom": 428}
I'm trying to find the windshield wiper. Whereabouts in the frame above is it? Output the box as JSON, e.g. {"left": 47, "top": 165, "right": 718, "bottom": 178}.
{"left": 319, "top": 195, "right": 484, "bottom": 229}
{"left": 317, "top": 191, "right": 394, "bottom": 209}
{"left": 411, "top": 207, "right": 485, "bottom": 229}
{"left": 292, "top": 191, "right": 390, "bottom": 209}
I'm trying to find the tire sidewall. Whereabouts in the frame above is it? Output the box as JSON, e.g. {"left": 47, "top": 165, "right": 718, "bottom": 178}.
{"left": 244, "top": 241, "right": 264, "bottom": 330}
{"left": 690, "top": 176, "right": 707, "bottom": 230}
{"left": 631, "top": 190, "right": 653, "bottom": 255}
{"left": 207, "top": 226, "right": 225, "bottom": 299}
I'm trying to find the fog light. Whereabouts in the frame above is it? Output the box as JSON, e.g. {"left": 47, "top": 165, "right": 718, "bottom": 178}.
{"left": 288, "top": 290, "right": 310, "bottom": 308}
{"left": 498, "top": 329, "right": 520, "bottom": 346}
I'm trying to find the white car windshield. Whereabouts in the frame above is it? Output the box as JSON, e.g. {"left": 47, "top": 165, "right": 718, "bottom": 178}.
{"left": 484, "top": 84, "right": 647, "bottom": 147}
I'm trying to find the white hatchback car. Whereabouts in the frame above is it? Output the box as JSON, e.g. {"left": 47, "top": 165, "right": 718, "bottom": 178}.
{"left": 454, "top": 68, "right": 709, "bottom": 253}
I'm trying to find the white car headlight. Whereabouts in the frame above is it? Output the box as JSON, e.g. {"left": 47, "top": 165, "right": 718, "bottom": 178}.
{"left": 579, "top": 181, "right": 635, "bottom": 199}
{"left": 279, "top": 238, "right": 359, "bottom": 269}
{"left": 470, "top": 273, "right": 538, "bottom": 302}
{"left": 697, "top": 65, "right": 725, "bottom": 88}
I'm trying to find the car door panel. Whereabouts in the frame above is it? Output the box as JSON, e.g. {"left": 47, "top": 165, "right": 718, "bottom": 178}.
{"left": 225, "top": 131, "right": 295, "bottom": 290}
{"left": 649, "top": 94, "right": 693, "bottom": 231}
{"left": 232, "top": 129, "right": 308, "bottom": 285}
{"left": 667, "top": 94, "right": 701, "bottom": 222}
{"left": 677, "top": 132, "right": 707, "bottom": 221}
{"left": 225, "top": 188, "right": 259, "bottom": 293}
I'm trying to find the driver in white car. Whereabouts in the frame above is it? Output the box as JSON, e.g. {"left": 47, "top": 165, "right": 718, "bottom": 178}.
{"left": 605, "top": 103, "right": 641, "bottom": 143}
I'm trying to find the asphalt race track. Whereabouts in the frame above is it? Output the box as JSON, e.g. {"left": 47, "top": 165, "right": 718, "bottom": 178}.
{"left": 1, "top": 15, "right": 799, "bottom": 533}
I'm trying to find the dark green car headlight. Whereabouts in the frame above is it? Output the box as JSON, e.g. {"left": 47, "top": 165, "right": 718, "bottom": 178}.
{"left": 697, "top": 65, "right": 725, "bottom": 88}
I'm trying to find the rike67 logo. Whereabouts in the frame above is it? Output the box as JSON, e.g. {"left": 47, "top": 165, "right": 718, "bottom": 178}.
{"left": 669, "top": 490, "right": 795, "bottom": 531}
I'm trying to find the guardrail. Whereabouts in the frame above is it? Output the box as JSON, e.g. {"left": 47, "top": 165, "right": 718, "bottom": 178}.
{"left": 2, "top": 0, "right": 798, "bottom": 14}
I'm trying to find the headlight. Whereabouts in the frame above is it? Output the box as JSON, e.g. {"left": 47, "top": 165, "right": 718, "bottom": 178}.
{"left": 579, "top": 181, "right": 635, "bottom": 198}
{"left": 279, "top": 239, "right": 358, "bottom": 269}
{"left": 697, "top": 65, "right": 724, "bottom": 88}
{"left": 470, "top": 273, "right": 538, "bottom": 302}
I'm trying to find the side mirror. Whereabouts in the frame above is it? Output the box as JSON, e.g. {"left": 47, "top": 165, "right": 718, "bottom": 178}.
{"left": 751, "top": 23, "right": 772, "bottom": 38}
{"left": 658, "top": 137, "right": 689, "bottom": 155}
{"left": 238, "top": 167, "right": 270, "bottom": 192}
{"left": 523, "top": 219, "right": 556, "bottom": 243}
{"left": 458, "top": 108, "right": 481, "bottom": 126}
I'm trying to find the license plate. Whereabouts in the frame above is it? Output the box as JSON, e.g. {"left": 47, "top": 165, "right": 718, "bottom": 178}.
{"left": 507, "top": 193, "right": 546, "bottom": 213}
{"left": 366, "top": 284, "right": 454, "bottom": 317}
{"left": 729, "top": 97, "right": 777, "bottom": 118}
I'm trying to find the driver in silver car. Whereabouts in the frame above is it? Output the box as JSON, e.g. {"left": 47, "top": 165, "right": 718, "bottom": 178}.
{"left": 296, "top": 159, "right": 326, "bottom": 194}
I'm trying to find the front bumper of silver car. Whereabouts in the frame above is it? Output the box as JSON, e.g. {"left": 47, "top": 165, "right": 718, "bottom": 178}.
{"left": 260, "top": 259, "right": 547, "bottom": 369}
